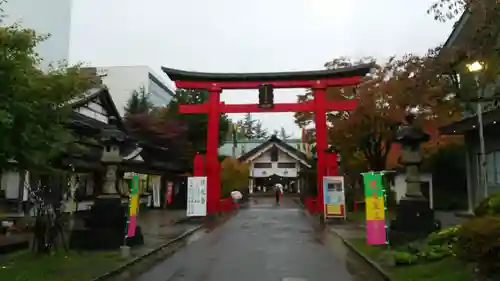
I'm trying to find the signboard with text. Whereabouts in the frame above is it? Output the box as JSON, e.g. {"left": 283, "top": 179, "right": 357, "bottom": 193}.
{"left": 151, "top": 175, "right": 161, "bottom": 208}
{"left": 187, "top": 177, "right": 207, "bottom": 217}
{"left": 323, "top": 176, "right": 346, "bottom": 219}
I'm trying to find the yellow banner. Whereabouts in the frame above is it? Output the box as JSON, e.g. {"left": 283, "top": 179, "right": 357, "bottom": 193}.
{"left": 326, "top": 204, "right": 342, "bottom": 215}
{"left": 365, "top": 196, "right": 385, "bottom": 220}
{"left": 129, "top": 194, "right": 139, "bottom": 216}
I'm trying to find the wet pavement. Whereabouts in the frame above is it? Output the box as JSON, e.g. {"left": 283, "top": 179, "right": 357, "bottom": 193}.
{"left": 133, "top": 197, "right": 385, "bottom": 281}
{"left": 133, "top": 210, "right": 201, "bottom": 256}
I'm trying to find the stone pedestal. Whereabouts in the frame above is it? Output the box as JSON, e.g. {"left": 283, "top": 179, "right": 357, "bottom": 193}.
{"left": 389, "top": 196, "right": 439, "bottom": 245}
{"left": 389, "top": 113, "right": 439, "bottom": 245}
{"left": 69, "top": 196, "right": 144, "bottom": 250}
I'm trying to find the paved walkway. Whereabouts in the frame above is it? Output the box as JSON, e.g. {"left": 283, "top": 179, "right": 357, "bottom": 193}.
{"left": 133, "top": 198, "right": 382, "bottom": 281}
{"left": 0, "top": 209, "right": 195, "bottom": 255}
{"left": 131, "top": 209, "right": 194, "bottom": 254}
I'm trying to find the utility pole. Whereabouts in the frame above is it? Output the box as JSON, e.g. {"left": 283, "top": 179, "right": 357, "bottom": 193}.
{"left": 467, "top": 61, "right": 488, "bottom": 199}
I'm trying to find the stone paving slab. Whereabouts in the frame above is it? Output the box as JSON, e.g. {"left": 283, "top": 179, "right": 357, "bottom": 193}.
{"left": 0, "top": 209, "right": 191, "bottom": 255}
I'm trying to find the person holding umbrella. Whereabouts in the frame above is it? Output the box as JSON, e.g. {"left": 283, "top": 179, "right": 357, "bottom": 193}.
{"left": 230, "top": 189, "right": 243, "bottom": 209}
{"left": 275, "top": 183, "right": 283, "bottom": 205}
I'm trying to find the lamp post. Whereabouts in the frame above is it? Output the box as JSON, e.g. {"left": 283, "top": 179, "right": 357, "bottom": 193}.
{"left": 466, "top": 61, "right": 488, "bottom": 199}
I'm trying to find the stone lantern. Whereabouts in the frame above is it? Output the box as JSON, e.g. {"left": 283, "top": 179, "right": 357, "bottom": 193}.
{"left": 99, "top": 116, "right": 126, "bottom": 197}
{"left": 69, "top": 117, "right": 144, "bottom": 250}
{"left": 390, "top": 113, "right": 438, "bottom": 243}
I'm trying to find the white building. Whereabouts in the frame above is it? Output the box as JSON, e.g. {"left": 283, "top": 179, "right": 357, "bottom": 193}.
{"left": 2, "top": 0, "right": 73, "bottom": 70}
{"left": 388, "top": 171, "right": 434, "bottom": 209}
{"left": 236, "top": 136, "right": 312, "bottom": 194}
{"left": 87, "top": 66, "right": 176, "bottom": 116}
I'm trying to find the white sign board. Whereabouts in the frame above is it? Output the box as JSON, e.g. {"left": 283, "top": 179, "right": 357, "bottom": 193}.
{"left": 187, "top": 176, "right": 207, "bottom": 217}
{"left": 152, "top": 177, "right": 161, "bottom": 208}
{"left": 323, "top": 176, "right": 346, "bottom": 219}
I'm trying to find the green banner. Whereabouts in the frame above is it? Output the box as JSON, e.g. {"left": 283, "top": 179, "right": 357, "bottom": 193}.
{"left": 362, "top": 172, "right": 384, "bottom": 197}
{"left": 130, "top": 175, "right": 139, "bottom": 195}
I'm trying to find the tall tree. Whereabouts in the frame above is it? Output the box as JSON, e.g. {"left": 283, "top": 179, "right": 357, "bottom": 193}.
{"left": 279, "top": 126, "right": 292, "bottom": 140}
{"left": 165, "top": 89, "right": 230, "bottom": 153}
{"left": 124, "top": 110, "right": 187, "bottom": 147}
{"left": 429, "top": 1, "right": 500, "bottom": 102}
{"left": 253, "top": 120, "right": 268, "bottom": 139}
{"left": 0, "top": 23, "right": 91, "bottom": 171}
{"left": 124, "top": 86, "right": 153, "bottom": 117}
{"left": 295, "top": 54, "right": 460, "bottom": 171}
{"left": 0, "top": 17, "right": 93, "bottom": 254}
{"left": 239, "top": 113, "right": 256, "bottom": 139}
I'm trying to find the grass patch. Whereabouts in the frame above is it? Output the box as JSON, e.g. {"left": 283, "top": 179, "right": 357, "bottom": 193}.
{"left": 349, "top": 238, "right": 475, "bottom": 281}
{"left": 0, "top": 250, "right": 128, "bottom": 281}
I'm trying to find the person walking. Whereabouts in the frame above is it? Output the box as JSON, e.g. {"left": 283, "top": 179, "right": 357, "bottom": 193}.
{"left": 275, "top": 183, "right": 283, "bottom": 205}
{"left": 230, "top": 189, "right": 243, "bottom": 210}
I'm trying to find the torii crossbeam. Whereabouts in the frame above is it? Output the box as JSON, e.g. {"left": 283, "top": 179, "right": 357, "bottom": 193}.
{"left": 163, "top": 64, "right": 373, "bottom": 215}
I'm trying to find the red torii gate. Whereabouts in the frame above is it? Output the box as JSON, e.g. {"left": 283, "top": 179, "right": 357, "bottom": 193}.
{"left": 162, "top": 65, "right": 373, "bottom": 215}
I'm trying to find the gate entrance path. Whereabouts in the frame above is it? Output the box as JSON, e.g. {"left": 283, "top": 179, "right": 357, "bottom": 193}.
{"left": 134, "top": 197, "right": 385, "bottom": 281}
{"left": 162, "top": 65, "right": 374, "bottom": 215}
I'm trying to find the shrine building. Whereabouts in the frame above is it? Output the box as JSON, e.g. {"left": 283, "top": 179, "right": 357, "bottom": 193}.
{"left": 219, "top": 135, "right": 311, "bottom": 194}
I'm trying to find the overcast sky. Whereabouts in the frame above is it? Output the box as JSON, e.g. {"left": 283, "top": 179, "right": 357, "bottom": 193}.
{"left": 69, "top": 0, "right": 455, "bottom": 137}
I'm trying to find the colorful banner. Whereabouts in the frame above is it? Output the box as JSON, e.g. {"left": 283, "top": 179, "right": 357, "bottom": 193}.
{"left": 166, "top": 181, "right": 173, "bottom": 206}
{"left": 323, "top": 176, "right": 346, "bottom": 219}
{"left": 151, "top": 175, "right": 161, "bottom": 208}
{"left": 126, "top": 175, "right": 139, "bottom": 238}
{"left": 362, "top": 172, "right": 389, "bottom": 245}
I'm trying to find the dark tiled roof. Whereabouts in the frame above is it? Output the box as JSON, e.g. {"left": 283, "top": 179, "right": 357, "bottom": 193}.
{"left": 238, "top": 135, "right": 310, "bottom": 164}
{"left": 162, "top": 64, "right": 374, "bottom": 82}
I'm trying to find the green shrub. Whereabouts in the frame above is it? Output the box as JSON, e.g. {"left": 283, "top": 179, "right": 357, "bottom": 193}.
{"left": 390, "top": 227, "right": 460, "bottom": 266}
{"left": 456, "top": 216, "right": 500, "bottom": 277}
{"left": 392, "top": 251, "right": 419, "bottom": 265}
{"left": 418, "top": 244, "right": 454, "bottom": 261}
{"left": 427, "top": 225, "right": 461, "bottom": 246}
{"left": 474, "top": 191, "right": 500, "bottom": 216}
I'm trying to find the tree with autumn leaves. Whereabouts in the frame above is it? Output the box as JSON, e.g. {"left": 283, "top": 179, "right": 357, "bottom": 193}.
{"left": 123, "top": 89, "right": 230, "bottom": 166}
{"left": 220, "top": 157, "right": 250, "bottom": 198}
{"left": 295, "top": 51, "right": 461, "bottom": 173}
{"left": 429, "top": 0, "right": 500, "bottom": 101}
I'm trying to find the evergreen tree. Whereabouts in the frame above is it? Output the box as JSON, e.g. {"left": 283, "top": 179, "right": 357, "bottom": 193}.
{"left": 165, "top": 89, "right": 229, "bottom": 150}
{"left": 124, "top": 86, "right": 153, "bottom": 117}
{"left": 240, "top": 113, "right": 256, "bottom": 139}
{"left": 279, "top": 126, "right": 292, "bottom": 140}
{"left": 253, "top": 120, "right": 268, "bottom": 140}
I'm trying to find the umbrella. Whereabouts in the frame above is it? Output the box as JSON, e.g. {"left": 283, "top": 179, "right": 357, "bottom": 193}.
{"left": 231, "top": 190, "right": 243, "bottom": 200}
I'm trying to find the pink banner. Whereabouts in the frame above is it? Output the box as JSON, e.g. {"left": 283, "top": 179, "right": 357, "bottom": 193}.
{"left": 366, "top": 219, "right": 386, "bottom": 245}
{"left": 167, "top": 182, "right": 173, "bottom": 205}
{"left": 127, "top": 215, "right": 137, "bottom": 237}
